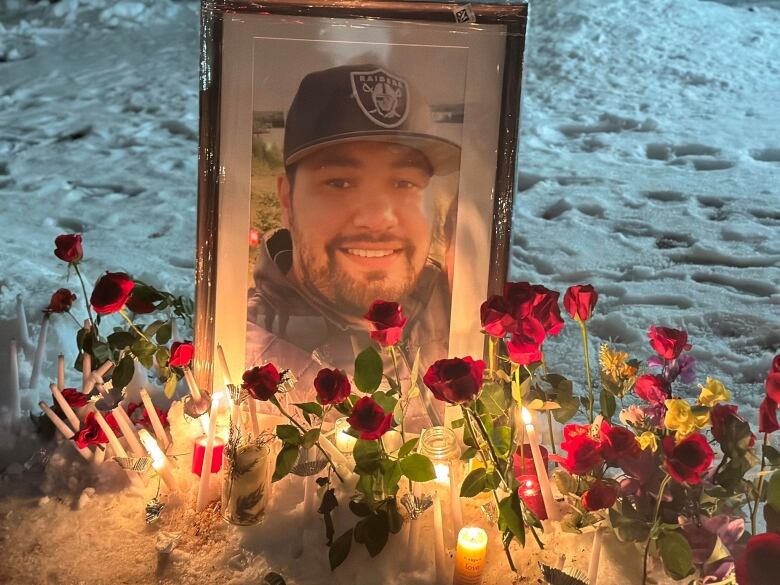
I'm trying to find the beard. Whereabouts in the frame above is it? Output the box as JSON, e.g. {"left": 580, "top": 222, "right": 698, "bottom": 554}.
{"left": 290, "top": 225, "right": 423, "bottom": 316}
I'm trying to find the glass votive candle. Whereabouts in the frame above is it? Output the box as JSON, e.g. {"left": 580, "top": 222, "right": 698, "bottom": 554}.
{"left": 334, "top": 417, "right": 357, "bottom": 454}
{"left": 419, "top": 426, "right": 460, "bottom": 484}
{"left": 192, "top": 435, "right": 225, "bottom": 476}
{"left": 513, "top": 442, "right": 548, "bottom": 480}
{"left": 517, "top": 474, "right": 548, "bottom": 520}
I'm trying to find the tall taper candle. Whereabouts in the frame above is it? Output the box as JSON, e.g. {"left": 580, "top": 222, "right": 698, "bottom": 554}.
{"left": 521, "top": 407, "right": 560, "bottom": 521}
{"left": 38, "top": 401, "right": 91, "bottom": 461}
{"left": 28, "top": 313, "right": 49, "bottom": 390}
{"left": 196, "top": 393, "right": 223, "bottom": 511}
{"left": 112, "top": 405, "right": 145, "bottom": 458}
{"left": 140, "top": 388, "right": 169, "bottom": 449}
{"left": 587, "top": 527, "right": 603, "bottom": 583}
{"left": 139, "top": 429, "right": 177, "bottom": 491}
{"left": 81, "top": 351, "right": 92, "bottom": 391}
{"left": 433, "top": 491, "right": 447, "bottom": 585}
{"left": 57, "top": 354, "right": 65, "bottom": 390}
{"left": 50, "top": 384, "right": 81, "bottom": 431}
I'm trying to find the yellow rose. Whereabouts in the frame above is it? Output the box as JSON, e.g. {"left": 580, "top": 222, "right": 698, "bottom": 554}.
{"left": 698, "top": 377, "right": 731, "bottom": 407}
{"left": 636, "top": 431, "right": 658, "bottom": 452}
{"left": 664, "top": 399, "right": 696, "bottom": 436}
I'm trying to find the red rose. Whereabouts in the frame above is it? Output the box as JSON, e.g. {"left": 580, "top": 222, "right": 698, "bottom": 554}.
{"left": 59, "top": 388, "right": 89, "bottom": 408}
{"left": 169, "top": 341, "right": 194, "bottom": 368}
{"left": 126, "top": 293, "right": 156, "bottom": 314}
{"left": 662, "top": 433, "right": 714, "bottom": 485}
{"left": 555, "top": 424, "right": 603, "bottom": 475}
{"left": 711, "top": 403, "right": 739, "bottom": 442}
{"left": 773, "top": 354, "right": 780, "bottom": 374}
{"left": 314, "top": 368, "right": 351, "bottom": 405}
{"left": 363, "top": 300, "right": 407, "bottom": 347}
{"left": 73, "top": 411, "right": 119, "bottom": 448}
{"left": 563, "top": 284, "right": 598, "bottom": 321}
{"left": 503, "top": 282, "right": 536, "bottom": 319}
{"left": 530, "top": 285, "right": 564, "bottom": 336}
{"left": 242, "top": 364, "right": 282, "bottom": 401}
{"left": 735, "top": 532, "right": 780, "bottom": 585}
{"left": 766, "top": 372, "right": 780, "bottom": 403}
{"left": 54, "top": 234, "right": 83, "bottom": 263}
{"left": 46, "top": 288, "right": 76, "bottom": 313}
{"left": 581, "top": 479, "right": 617, "bottom": 511}
{"left": 506, "top": 318, "right": 546, "bottom": 366}
{"left": 423, "top": 356, "right": 485, "bottom": 404}
{"left": 599, "top": 422, "right": 640, "bottom": 465}
{"left": 635, "top": 374, "right": 670, "bottom": 405}
{"left": 648, "top": 325, "right": 691, "bottom": 360}
{"left": 759, "top": 397, "right": 779, "bottom": 434}
{"left": 480, "top": 295, "right": 515, "bottom": 338}
{"left": 347, "top": 396, "right": 393, "bottom": 440}
{"left": 90, "top": 272, "right": 135, "bottom": 315}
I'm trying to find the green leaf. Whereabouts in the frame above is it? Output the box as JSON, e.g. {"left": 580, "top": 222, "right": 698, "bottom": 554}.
{"left": 491, "top": 425, "right": 512, "bottom": 458}
{"left": 460, "top": 468, "right": 487, "bottom": 497}
{"left": 381, "top": 460, "right": 403, "bottom": 495}
{"left": 130, "top": 338, "right": 155, "bottom": 360}
{"left": 658, "top": 530, "right": 695, "bottom": 580}
{"left": 399, "top": 453, "right": 436, "bottom": 482}
{"left": 398, "top": 438, "right": 419, "bottom": 459}
{"left": 372, "top": 391, "right": 397, "bottom": 415}
{"left": 107, "top": 331, "right": 135, "bottom": 350}
{"left": 764, "top": 444, "right": 780, "bottom": 467}
{"left": 767, "top": 471, "right": 780, "bottom": 512}
{"left": 142, "top": 319, "right": 166, "bottom": 338}
{"left": 480, "top": 382, "right": 509, "bottom": 416}
{"left": 294, "top": 402, "right": 324, "bottom": 419}
{"left": 460, "top": 447, "right": 478, "bottom": 461}
{"left": 273, "top": 443, "right": 299, "bottom": 482}
{"left": 498, "top": 491, "right": 525, "bottom": 545}
{"left": 111, "top": 355, "right": 135, "bottom": 391}
{"left": 354, "top": 347, "right": 383, "bottom": 393}
{"left": 356, "top": 513, "right": 389, "bottom": 557}
{"left": 349, "top": 500, "right": 372, "bottom": 517}
{"left": 384, "top": 498, "right": 404, "bottom": 534}
{"left": 163, "top": 375, "right": 178, "bottom": 399}
{"left": 155, "top": 321, "right": 172, "bottom": 345}
{"left": 608, "top": 507, "right": 651, "bottom": 542}
{"left": 353, "top": 439, "right": 382, "bottom": 474}
{"left": 301, "top": 429, "right": 321, "bottom": 449}
{"left": 600, "top": 389, "right": 616, "bottom": 421}
{"left": 329, "top": 528, "right": 353, "bottom": 571}
{"left": 276, "top": 424, "right": 302, "bottom": 446}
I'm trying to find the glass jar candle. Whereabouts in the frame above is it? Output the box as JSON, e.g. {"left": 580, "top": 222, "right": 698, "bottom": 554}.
{"left": 222, "top": 436, "right": 272, "bottom": 526}
{"left": 419, "top": 426, "right": 463, "bottom": 539}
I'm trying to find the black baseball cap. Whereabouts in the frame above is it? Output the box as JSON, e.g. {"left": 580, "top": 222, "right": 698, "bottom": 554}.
{"left": 283, "top": 64, "right": 461, "bottom": 175}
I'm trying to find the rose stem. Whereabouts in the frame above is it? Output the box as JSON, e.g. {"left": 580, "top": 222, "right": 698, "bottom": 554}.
{"left": 118, "top": 309, "right": 151, "bottom": 343}
{"left": 577, "top": 319, "right": 595, "bottom": 424}
{"left": 72, "top": 263, "right": 95, "bottom": 329}
{"left": 539, "top": 352, "right": 557, "bottom": 454}
{"left": 751, "top": 432, "right": 770, "bottom": 533}
{"left": 642, "top": 473, "right": 672, "bottom": 585}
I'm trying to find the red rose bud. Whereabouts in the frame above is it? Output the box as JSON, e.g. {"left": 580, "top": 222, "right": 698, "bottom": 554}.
{"left": 59, "top": 388, "right": 90, "bottom": 408}
{"left": 169, "top": 341, "right": 194, "bottom": 368}
{"left": 46, "top": 288, "right": 76, "bottom": 313}
{"left": 505, "top": 317, "right": 546, "bottom": 366}
{"left": 480, "top": 294, "right": 515, "bottom": 338}
{"left": 662, "top": 433, "right": 714, "bottom": 485}
{"left": 90, "top": 272, "right": 135, "bottom": 315}
{"left": 710, "top": 403, "right": 739, "bottom": 442}
{"left": 735, "top": 532, "right": 780, "bottom": 585}
{"left": 73, "top": 411, "right": 119, "bottom": 448}
{"left": 242, "top": 363, "right": 282, "bottom": 401}
{"left": 126, "top": 292, "right": 156, "bottom": 314}
{"left": 765, "top": 371, "right": 780, "bottom": 403}
{"left": 423, "top": 356, "right": 485, "bottom": 404}
{"left": 555, "top": 424, "right": 603, "bottom": 475}
{"left": 347, "top": 396, "right": 393, "bottom": 440}
{"left": 599, "top": 421, "right": 640, "bottom": 465}
{"left": 563, "top": 284, "right": 598, "bottom": 321}
{"left": 54, "top": 233, "right": 83, "bottom": 263}
{"left": 635, "top": 374, "right": 670, "bottom": 405}
{"left": 647, "top": 325, "right": 691, "bottom": 360}
{"left": 759, "top": 397, "right": 779, "bottom": 434}
{"left": 772, "top": 354, "right": 780, "bottom": 374}
{"left": 581, "top": 479, "right": 617, "bottom": 511}
{"left": 314, "top": 368, "right": 351, "bottom": 406}
{"left": 364, "top": 300, "right": 407, "bottom": 347}
{"left": 503, "top": 281, "right": 536, "bottom": 320}
{"left": 530, "top": 285, "right": 564, "bottom": 336}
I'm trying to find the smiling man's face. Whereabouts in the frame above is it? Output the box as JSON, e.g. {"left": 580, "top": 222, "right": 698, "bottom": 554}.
{"left": 277, "top": 140, "right": 435, "bottom": 316}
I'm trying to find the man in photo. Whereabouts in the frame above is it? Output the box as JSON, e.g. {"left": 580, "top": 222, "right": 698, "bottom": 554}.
{"left": 246, "top": 64, "right": 461, "bottom": 422}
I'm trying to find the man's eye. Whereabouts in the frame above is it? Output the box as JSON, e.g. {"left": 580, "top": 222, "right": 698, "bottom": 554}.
{"left": 325, "top": 179, "right": 352, "bottom": 189}
{"left": 395, "top": 180, "right": 419, "bottom": 189}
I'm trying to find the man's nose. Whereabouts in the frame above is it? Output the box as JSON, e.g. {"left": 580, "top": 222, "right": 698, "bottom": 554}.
{"left": 351, "top": 190, "right": 399, "bottom": 231}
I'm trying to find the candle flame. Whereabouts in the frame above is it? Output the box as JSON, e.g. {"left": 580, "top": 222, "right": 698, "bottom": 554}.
{"left": 457, "top": 526, "right": 488, "bottom": 546}
{"left": 434, "top": 462, "right": 450, "bottom": 482}
{"left": 521, "top": 406, "right": 532, "bottom": 425}
{"left": 138, "top": 429, "right": 165, "bottom": 465}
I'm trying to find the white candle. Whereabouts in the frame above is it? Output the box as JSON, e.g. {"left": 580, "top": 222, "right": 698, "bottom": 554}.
{"left": 197, "top": 393, "right": 223, "bottom": 512}
{"left": 183, "top": 367, "right": 202, "bottom": 402}
{"left": 521, "top": 407, "right": 559, "bottom": 521}
{"left": 140, "top": 388, "right": 168, "bottom": 449}
{"left": 139, "top": 429, "right": 177, "bottom": 491}
{"left": 15, "top": 295, "right": 34, "bottom": 354}
{"left": 433, "top": 490, "right": 447, "bottom": 585}
{"left": 28, "top": 313, "right": 49, "bottom": 390}
{"left": 93, "top": 410, "right": 144, "bottom": 488}
{"left": 453, "top": 526, "right": 488, "bottom": 585}
{"left": 57, "top": 354, "right": 65, "bottom": 390}
{"left": 38, "top": 401, "right": 91, "bottom": 461}
{"left": 3, "top": 339, "right": 21, "bottom": 423}
{"left": 81, "top": 351, "right": 92, "bottom": 391}
{"left": 83, "top": 360, "right": 114, "bottom": 394}
{"left": 403, "top": 482, "right": 423, "bottom": 572}
{"left": 334, "top": 417, "right": 357, "bottom": 454}
{"left": 247, "top": 398, "right": 260, "bottom": 437}
{"left": 448, "top": 464, "right": 464, "bottom": 539}
{"left": 216, "top": 343, "right": 233, "bottom": 386}
{"left": 50, "top": 384, "right": 81, "bottom": 431}
{"left": 112, "top": 405, "right": 145, "bottom": 458}
{"left": 318, "top": 434, "right": 359, "bottom": 485}
{"left": 588, "top": 527, "right": 603, "bottom": 583}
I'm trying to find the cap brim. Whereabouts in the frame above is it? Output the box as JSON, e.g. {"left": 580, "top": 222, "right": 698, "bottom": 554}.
{"left": 285, "top": 131, "right": 462, "bottom": 176}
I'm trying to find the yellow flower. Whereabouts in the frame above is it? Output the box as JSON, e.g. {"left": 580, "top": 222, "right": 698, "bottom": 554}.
{"left": 698, "top": 377, "right": 731, "bottom": 407}
{"left": 665, "top": 398, "right": 710, "bottom": 437}
{"left": 636, "top": 432, "right": 658, "bottom": 452}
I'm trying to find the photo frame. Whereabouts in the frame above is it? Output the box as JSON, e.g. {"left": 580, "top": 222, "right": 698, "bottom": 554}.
{"left": 194, "top": 0, "right": 528, "bottom": 422}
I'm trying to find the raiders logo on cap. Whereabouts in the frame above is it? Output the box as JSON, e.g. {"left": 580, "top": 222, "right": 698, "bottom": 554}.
{"left": 350, "top": 67, "right": 409, "bottom": 129}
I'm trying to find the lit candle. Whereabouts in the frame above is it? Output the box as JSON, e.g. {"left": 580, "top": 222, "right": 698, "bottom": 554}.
{"left": 318, "top": 433, "right": 359, "bottom": 485}
{"left": 334, "top": 417, "right": 356, "bottom": 454}
{"left": 521, "top": 407, "right": 559, "bottom": 521}
{"left": 111, "top": 405, "right": 145, "bottom": 458}
{"left": 433, "top": 491, "right": 447, "bottom": 585}
{"left": 28, "top": 313, "right": 49, "bottom": 391}
{"left": 192, "top": 435, "right": 225, "bottom": 476}
{"left": 421, "top": 426, "right": 463, "bottom": 542}
{"left": 50, "top": 384, "right": 81, "bottom": 431}
{"left": 587, "top": 527, "right": 603, "bottom": 583}
{"left": 93, "top": 410, "right": 144, "bottom": 488}
{"left": 453, "top": 526, "right": 488, "bottom": 585}
{"left": 516, "top": 474, "right": 547, "bottom": 520}
{"left": 197, "top": 392, "right": 223, "bottom": 511}
{"left": 216, "top": 343, "right": 233, "bottom": 386}
{"left": 57, "top": 354, "right": 65, "bottom": 390}
{"left": 38, "top": 401, "right": 91, "bottom": 461}
{"left": 140, "top": 388, "right": 168, "bottom": 449}
{"left": 139, "top": 429, "right": 177, "bottom": 491}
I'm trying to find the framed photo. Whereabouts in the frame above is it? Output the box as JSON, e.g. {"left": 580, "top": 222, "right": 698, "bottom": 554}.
{"left": 195, "top": 0, "right": 528, "bottom": 425}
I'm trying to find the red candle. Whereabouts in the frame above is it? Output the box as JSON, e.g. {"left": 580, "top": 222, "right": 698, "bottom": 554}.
{"left": 192, "top": 435, "right": 225, "bottom": 476}
{"left": 513, "top": 443, "right": 548, "bottom": 479}
{"left": 517, "top": 474, "right": 548, "bottom": 520}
